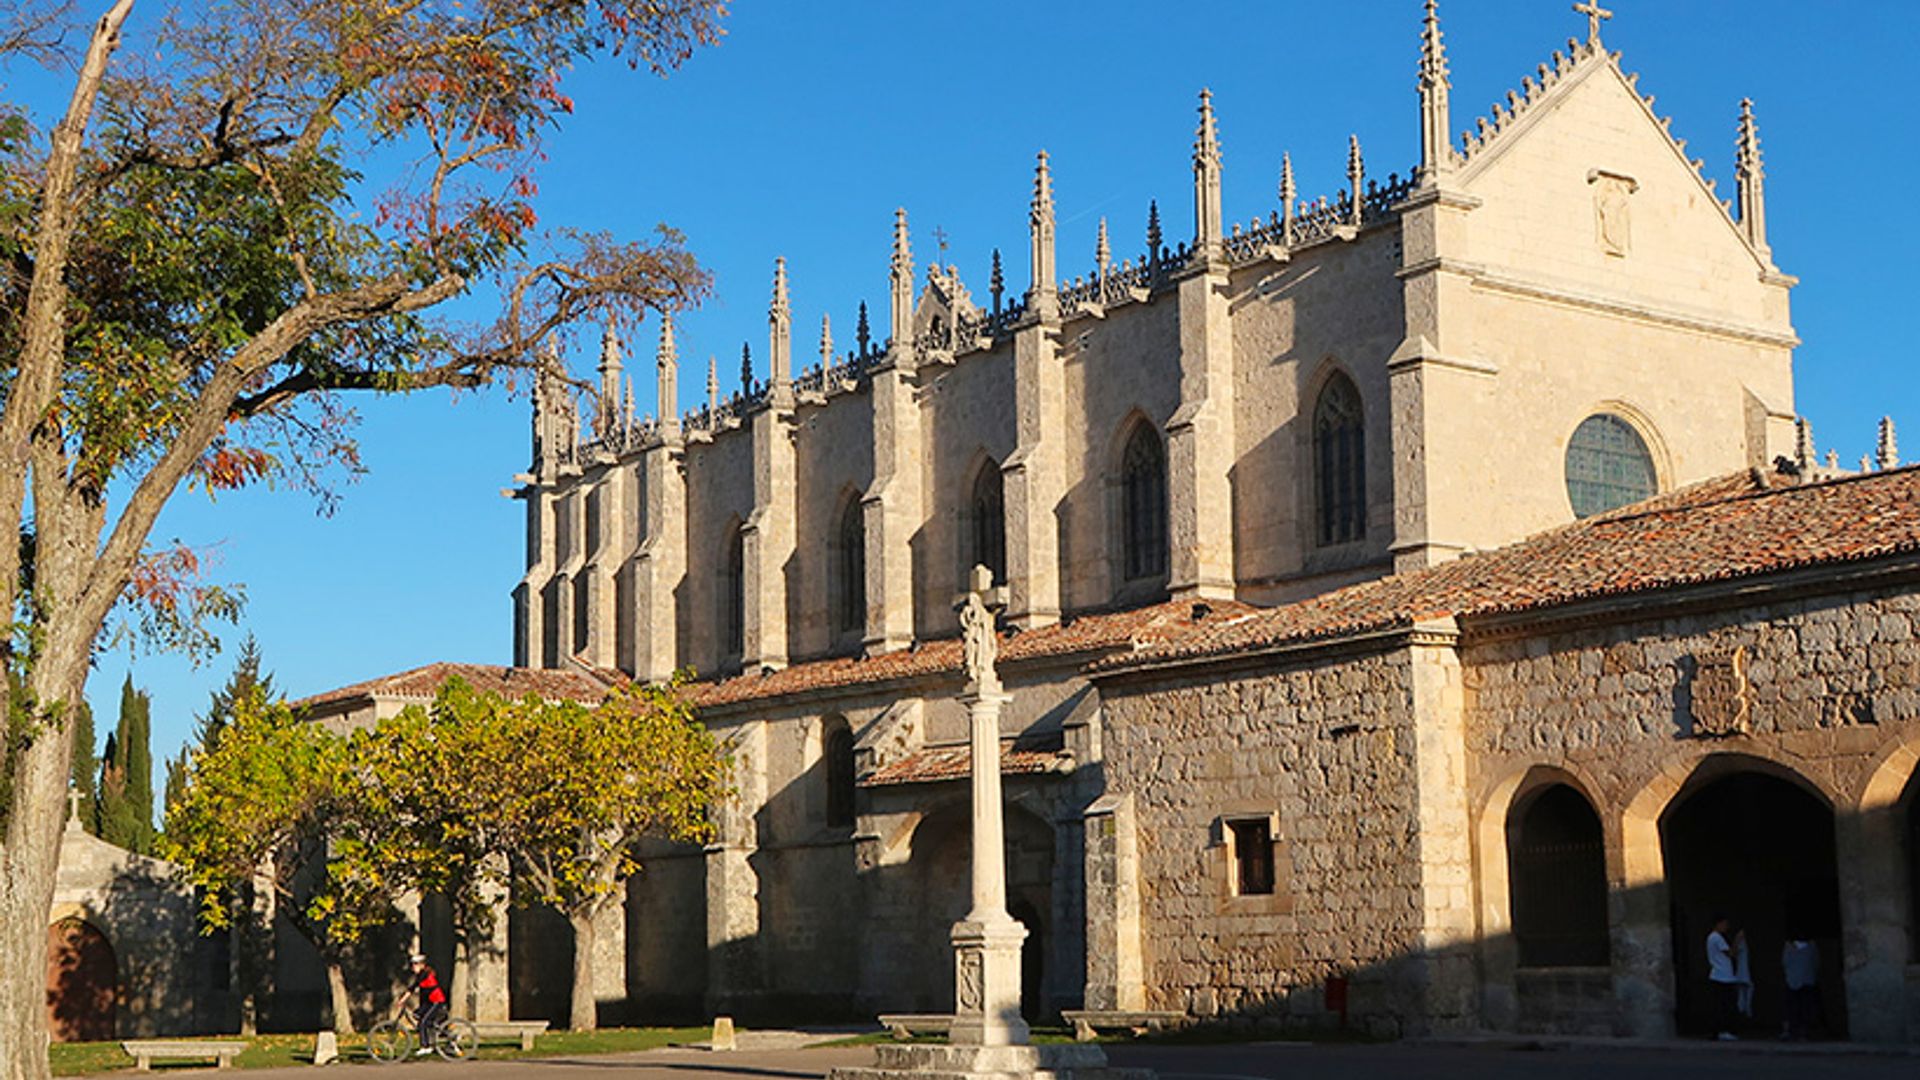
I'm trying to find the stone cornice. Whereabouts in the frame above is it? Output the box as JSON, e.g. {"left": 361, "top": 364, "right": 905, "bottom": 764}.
{"left": 1089, "top": 622, "right": 1439, "bottom": 691}
{"left": 1470, "top": 266, "right": 1799, "bottom": 348}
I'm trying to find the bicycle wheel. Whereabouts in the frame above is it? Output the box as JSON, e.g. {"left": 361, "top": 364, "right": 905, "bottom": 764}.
{"left": 367, "top": 1019, "right": 410, "bottom": 1064}
{"left": 435, "top": 1019, "right": 477, "bottom": 1061}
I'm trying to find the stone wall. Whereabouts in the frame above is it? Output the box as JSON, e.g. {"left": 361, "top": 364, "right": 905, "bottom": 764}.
{"left": 627, "top": 850, "right": 708, "bottom": 1022}
{"left": 1095, "top": 641, "right": 1475, "bottom": 1036}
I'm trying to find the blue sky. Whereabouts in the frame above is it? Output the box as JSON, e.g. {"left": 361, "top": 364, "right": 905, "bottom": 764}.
{"left": 12, "top": 2, "right": 1914, "bottom": 778}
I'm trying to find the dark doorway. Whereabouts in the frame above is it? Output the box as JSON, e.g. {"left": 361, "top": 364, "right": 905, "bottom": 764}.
{"left": 1508, "top": 783, "right": 1610, "bottom": 967}
{"left": 1009, "top": 898, "right": 1044, "bottom": 1023}
{"left": 1662, "top": 770, "right": 1846, "bottom": 1038}
{"left": 507, "top": 903, "right": 574, "bottom": 1024}
{"left": 46, "top": 918, "right": 116, "bottom": 1042}
{"left": 1905, "top": 771, "right": 1920, "bottom": 962}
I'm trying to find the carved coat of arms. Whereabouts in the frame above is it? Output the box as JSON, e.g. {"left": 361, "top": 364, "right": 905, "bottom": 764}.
{"left": 1690, "top": 646, "right": 1753, "bottom": 737}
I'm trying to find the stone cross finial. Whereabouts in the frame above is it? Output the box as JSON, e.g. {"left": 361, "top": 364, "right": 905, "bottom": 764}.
{"left": 1735, "top": 98, "right": 1769, "bottom": 256}
{"left": 1347, "top": 134, "right": 1366, "bottom": 227}
{"left": 1029, "top": 152, "right": 1057, "bottom": 313}
{"left": 1418, "top": 0, "right": 1455, "bottom": 183}
{"left": 1192, "top": 89, "right": 1224, "bottom": 261}
{"left": 68, "top": 787, "right": 83, "bottom": 831}
{"left": 1878, "top": 416, "right": 1899, "bottom": 470}
{"left": 1572, "top": 0, "right": 1612, "bottom": 43}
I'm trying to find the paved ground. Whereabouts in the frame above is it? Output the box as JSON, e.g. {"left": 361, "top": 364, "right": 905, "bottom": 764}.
{"left": 183, "top": 1036, "right": 1920, "bottom": 1080}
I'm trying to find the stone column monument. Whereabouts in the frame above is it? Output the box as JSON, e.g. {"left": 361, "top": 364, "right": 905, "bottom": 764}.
{"left": 949, "top": 566, "right": 1028, "bottom": 1046}
{"left": 828, "top": 567, "right": 1150, "bottom": 1080}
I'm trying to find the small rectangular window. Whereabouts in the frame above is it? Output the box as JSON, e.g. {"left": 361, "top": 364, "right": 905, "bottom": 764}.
{"left": 1230, "top": 819, "right": 1275, "bottom": 896}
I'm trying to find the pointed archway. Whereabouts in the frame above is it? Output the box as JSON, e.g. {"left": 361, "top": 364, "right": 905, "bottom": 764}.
{"left": 905, "top": 802, "right": 1054, "bottom": 1016}
{"left": 1661, "top": 770, "right": 1846, "bottom": 1038}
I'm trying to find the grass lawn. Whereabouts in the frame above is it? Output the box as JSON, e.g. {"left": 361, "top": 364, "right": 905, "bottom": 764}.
{"left": 49, "top": 1026, "right": 711, "bottom": 1075}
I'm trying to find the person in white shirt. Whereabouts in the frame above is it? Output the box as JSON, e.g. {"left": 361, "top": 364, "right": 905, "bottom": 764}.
{"left": 1781, "top": 934, "right": 1820, "bottom": 1040}
{"left": 1705, "top": 914, "right": 1741, "bottom": 1040}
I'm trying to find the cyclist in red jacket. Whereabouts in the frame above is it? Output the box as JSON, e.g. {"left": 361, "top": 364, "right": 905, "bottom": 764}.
{"left": 408, "top": 953, "right": 448, "bottom": 1055}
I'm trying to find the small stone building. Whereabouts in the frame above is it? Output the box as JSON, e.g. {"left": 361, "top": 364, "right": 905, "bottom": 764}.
{"left": 48, "top": 801, "right": 228, "bottom": 1039}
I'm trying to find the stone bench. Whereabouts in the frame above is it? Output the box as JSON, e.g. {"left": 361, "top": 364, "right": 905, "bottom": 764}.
{"left": 1060, "top": 1010, "right": 1186, "bottom": 1042}
{"left": 472, "top": 1020, "right": 549, "bottom": 1051}
{"left": 876, "top": 1014, "right": 952, "bottom": 1040}
{"left": 121, "top": 1040, "right": 248, "bottom": 1071}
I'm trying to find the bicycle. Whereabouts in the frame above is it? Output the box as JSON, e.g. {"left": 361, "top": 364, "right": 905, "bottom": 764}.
{"left": 367, "top": 1005, "right": 476, "bottom": 1063}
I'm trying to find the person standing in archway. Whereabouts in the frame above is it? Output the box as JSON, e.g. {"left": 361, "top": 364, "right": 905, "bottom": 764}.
{"left": 1705, "top": 915, "right": 1742, "bottom": 1040}
{"left": 1781, "top": 933, "right": 1820, "bottom": 1040}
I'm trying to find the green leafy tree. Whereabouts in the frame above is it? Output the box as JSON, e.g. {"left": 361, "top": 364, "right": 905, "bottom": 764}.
{"left": 97, "top": 675, "right": 154, "bottom": 853}
{"left": 333, "top": 678, "right": 503, "bottom": 1016}
{"left": 484, "top": 681, "right": 729, "bottom": 1031}
{"left": 0, "top": 2, "right": 720, "bottom": 1074}
{"left": 161, "top": 689, "right": 391, "bottom": 1035}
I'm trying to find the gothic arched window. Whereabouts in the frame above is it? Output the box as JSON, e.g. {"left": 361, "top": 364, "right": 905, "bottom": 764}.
{"left": 1120, "top": 422, "right": 1168, "bottom": 581}
{"left": 967, "top": 459, "right": 1006, "bottom": 585}
{"left": 1314, "top": 373, "right": 1366, "bottom": 546}
{"left": 1565, "top": 413, "right": 1657, "bottom": 518}
{"left": 1507, "top": 783, "right": 1610, "bottom": 967}
{"left": 721, "top": 524, "right": 745, "bottom": 661}
{"left": 833, "top": 499, "right": 866, "bottom": 640}
{"left": 824, "top": 718, "right": 856, "bottom": 828}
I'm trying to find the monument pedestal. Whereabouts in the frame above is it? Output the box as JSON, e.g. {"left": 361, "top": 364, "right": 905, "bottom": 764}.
{"left": 949, "top": 916, "right": 1029, "bottom": 1046}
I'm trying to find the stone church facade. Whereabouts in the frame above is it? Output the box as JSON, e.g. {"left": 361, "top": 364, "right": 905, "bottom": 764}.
{"left": 444, "top": 4, "right": 1917, "bottom": 1043}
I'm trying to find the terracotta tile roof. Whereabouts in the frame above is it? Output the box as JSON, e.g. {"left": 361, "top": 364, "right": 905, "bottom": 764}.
{"left": 295, "top": 662, "right": 614, "bottom": 711}
{"left": 1100, "top": 465, "right": 1920, "bottom": 671}
{"left": 862, "top": 744, "right": 1074, "bottom": 787}
{"left": 685, "top": 598, "right": 1258, "bottom": 708}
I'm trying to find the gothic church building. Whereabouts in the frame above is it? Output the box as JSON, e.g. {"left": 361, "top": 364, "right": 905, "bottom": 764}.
{"left": 484, "top": 4, "right": 1920, "bottom": 1042}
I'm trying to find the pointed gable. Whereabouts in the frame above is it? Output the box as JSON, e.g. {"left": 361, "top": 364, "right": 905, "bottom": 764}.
{"left": 1451, "top": 41, "right": 1785, "bottom": 328}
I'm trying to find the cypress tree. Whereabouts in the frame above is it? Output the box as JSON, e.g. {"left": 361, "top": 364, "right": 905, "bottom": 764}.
{"left": 98, "top": 675, "right": 156, "bottom": 854}
{"left": 197, "top": 634, "right": 274, "bottom": 746}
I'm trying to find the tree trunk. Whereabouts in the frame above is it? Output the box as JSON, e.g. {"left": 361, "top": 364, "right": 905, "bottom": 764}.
{"left": 568, "top": 910, "right": 597, "bottom": 1032}
{"left": 324, "top": 960, "right": 354, "bottom": 1036}
{"left": 1, "top": 651, "right": 93, "bottom": 1080}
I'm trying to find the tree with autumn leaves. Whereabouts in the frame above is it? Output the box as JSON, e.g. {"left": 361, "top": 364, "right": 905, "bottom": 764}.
{"left": 0, "top": 0, "right": 721, "bottom": 1074}
{"left": 165, "top": 677, "right": 728, "bottom": 1035}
